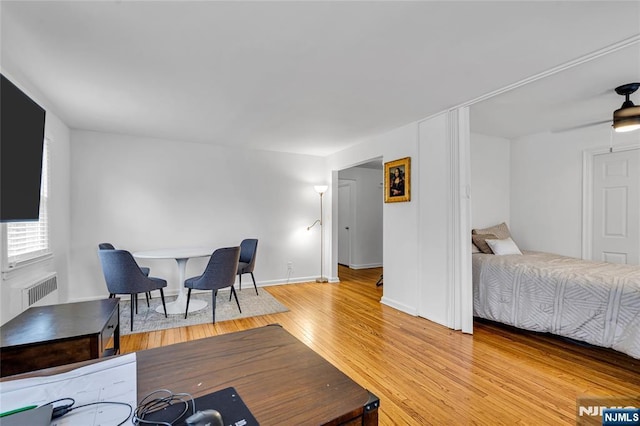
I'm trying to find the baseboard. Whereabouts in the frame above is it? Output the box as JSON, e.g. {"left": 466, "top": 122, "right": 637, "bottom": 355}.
{"left": 380, "top": 296, "right": 418, "bottom": 316}
{"left": 258, "top": 276, "right": 319, "bottom": 286}
{"left": 348, "top": 263, "right": 383, "bottom": 270}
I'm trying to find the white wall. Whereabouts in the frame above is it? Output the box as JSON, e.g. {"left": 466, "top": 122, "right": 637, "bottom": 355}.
{"left": 47, "top": 114, "right": 72, "bottom": 303}
{"left": 0, "top": 73, "right": 71, "bottom": 325}
{"left": 510, "top": 126, "right": 638, "bottom": 256}
{"left": 470, "top": 133, "right": 511, "bottom": 229}
{"left": 69, "top": 130, "right": 326, "bottom": 301}
{"left": 338, "top": 167, "right": 383, "bottom": 269}
{"left": 382, "top": 124, "right": 420, "bottom": 315}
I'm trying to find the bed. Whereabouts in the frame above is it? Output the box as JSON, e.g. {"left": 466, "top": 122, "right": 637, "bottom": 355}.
{"left": 472, "top": 250, "right": 640, "bottom": 359}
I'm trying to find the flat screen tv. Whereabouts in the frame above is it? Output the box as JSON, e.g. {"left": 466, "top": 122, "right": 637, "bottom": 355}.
{"left": 1, "top": 74, "right": 46, "bottom": 222}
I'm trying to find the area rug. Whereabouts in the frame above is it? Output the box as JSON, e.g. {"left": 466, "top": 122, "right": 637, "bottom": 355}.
{"left": 119, "top": 289, "right": 288, "bottom": 335}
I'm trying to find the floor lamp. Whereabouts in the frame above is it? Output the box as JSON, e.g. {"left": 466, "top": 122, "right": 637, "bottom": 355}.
{"left": 308, "top": 184, "right": 328, "bottom": 283}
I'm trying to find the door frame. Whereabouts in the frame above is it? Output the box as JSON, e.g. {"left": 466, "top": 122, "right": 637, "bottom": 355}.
{"left": 582, "top": 143, "right": 640, "bottom": 260}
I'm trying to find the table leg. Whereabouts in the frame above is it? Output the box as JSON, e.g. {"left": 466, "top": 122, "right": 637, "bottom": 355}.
{"left": 155, "top": 258, "right": 208, "bottom": 315}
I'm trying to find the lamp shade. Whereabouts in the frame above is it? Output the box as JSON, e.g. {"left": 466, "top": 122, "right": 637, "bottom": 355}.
{"left": 613, "top": 105, "right": 640, "bottom": 133}
{"left": 314, "top": 185, "right": 328, "bottom": 194}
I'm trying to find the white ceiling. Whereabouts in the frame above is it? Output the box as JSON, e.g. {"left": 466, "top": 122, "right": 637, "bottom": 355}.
{"left": 471, "top": 43, "right": 640, "bottom": 138}
{"left": 1, "top": 1, "right": 639, "bottom": 156}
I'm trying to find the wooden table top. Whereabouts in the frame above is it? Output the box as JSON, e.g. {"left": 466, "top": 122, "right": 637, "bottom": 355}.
{"left": 0, "top": 299, "right": 119, "bottom": 347}
{"left": 136, "top": 324, "right": 377, "bottom": 425}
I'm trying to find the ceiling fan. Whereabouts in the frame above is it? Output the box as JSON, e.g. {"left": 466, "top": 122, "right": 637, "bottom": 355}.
{"left": 553, "top": 82, "right": 640, "bottom": 133}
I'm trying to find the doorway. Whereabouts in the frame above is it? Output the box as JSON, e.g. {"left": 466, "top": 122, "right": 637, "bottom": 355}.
{"left": 336, "top": 160, "right": 384, "bottom": 281}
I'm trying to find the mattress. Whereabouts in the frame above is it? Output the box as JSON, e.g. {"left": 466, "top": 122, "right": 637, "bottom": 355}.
{"left": 472, "top": 250, "right": 640, "bottom": 359}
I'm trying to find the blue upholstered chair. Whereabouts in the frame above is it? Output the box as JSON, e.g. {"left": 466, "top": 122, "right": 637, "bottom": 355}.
{"left": 184, "top": 246, "right": 241, "bottom": 323}
{"left": 98, "top": 249, "right": 167, "bottom": 331}
{"left": 98, "top": 242, "right": 153, "bottom": 305}
{"left": 98, "top": 243, "right": 150, "bottom": 276}
{"left": 236, "top": 239, "right": 259, "bottom": 295}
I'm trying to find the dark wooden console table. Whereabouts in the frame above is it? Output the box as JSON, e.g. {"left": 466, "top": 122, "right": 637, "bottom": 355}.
{"left": 0, "top": 298, "right": 119, "bottom": 377}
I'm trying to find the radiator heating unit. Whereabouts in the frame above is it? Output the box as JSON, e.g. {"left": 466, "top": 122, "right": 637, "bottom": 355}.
{"left": 16, "top": 273, "right": 59, "bottom": 311}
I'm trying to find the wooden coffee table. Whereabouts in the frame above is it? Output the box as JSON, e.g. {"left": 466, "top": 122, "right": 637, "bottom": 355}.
{"left": 134, "top": 324, "right": 379, "bottom": 425}
{"left": 0, "top": 298, "right": 120, "bottom": 377}
{"left": 2, "top": 324, "right": 379, "bottom": 425}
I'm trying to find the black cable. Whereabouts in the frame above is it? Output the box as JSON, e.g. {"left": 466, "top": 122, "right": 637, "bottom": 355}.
{"left": 132, "top": 389, "right": 195, "bottom": 425}
{"left": 45, "top": 397, "right": 75, "bottom": 419}
{"left": 45, "top": 397, "right": 76, "bottom": 406}
{"left": 44, "top": 396, "right": 133, "bottom": 425}
{"left": 43, "top": 388, "right": 195, "bottom": 425}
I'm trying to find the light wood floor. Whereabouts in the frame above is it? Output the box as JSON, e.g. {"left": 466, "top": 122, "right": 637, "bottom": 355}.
{"left": 121, "top": 266, "right": 639, "bottom": 425}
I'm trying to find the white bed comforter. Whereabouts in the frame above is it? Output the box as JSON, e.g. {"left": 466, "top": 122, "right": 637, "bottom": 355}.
{"left": 473, "top": 251, "right": 640, "bottom": 359}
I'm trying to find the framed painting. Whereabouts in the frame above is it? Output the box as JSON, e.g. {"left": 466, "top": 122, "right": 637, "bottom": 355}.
{"left": 384, "top": 157, "right": 410, "bottom": 203}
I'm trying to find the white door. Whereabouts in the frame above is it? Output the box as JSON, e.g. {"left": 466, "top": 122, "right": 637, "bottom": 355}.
{"left": 338, "top": 182, "right": 352, "bottom": 266}
{"left": 592, "top": 148, "right": 640, "bottom": 265}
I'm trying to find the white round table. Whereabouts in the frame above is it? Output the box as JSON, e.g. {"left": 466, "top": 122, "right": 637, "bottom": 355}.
{"left": 133, "top": 247, "right": 214, "bottom": 315}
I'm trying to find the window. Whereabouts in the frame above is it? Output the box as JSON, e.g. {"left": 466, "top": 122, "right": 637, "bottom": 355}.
{"left": 6, "top": 139, "right": 50, "bottom": 264}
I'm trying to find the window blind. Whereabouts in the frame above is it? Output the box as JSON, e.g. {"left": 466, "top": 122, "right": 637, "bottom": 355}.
{"left": 7, "top": 139, "right": 50, "bottom": 263}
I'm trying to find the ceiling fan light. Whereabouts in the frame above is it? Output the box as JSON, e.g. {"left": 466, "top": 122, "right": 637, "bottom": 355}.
{"left": 613, "top": 105, "right": 640, "bottom": 133}
{"left": 614, "top": 122, "right": 640, "bottom": 133}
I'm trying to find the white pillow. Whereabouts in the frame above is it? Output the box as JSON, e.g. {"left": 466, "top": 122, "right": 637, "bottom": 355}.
{"left": 485, "top": 237, "right": 522, "bottom": 255}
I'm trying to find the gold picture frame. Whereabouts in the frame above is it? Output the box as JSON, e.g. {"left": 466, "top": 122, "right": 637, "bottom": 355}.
{"left": 384, "top": 157, "right": 411, "bottom": 203}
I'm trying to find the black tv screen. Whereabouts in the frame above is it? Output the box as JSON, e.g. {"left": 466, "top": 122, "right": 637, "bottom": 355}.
{"left": 1, "top": 74, "right": 46, "bottom": 222}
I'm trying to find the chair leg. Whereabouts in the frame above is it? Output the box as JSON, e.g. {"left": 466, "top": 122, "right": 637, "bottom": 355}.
{"left": 184, "top": 288, "right": 192, "bottom": 319}
{"left": 251, "top": 272, "right": 258, "bottom": 295}
{"left": 231, "top": 286, "right": 242, "bottom": 313}
{"left": 159, "top": 289, "right": 167, "bottom": 318}
{"left": 135, "top": 294, "right": 139, "bottom": 314}
{"left": 145, "top": 292, "right": 150, "bottom": 307}
{"left": 238, "top": 273, "right": 242, "bottom": 291}
{"left": 211, "top": 290, "right": 218, "bottom": 323}
{"left": 130, "top": 294, "right": 135, "bottom": 331}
